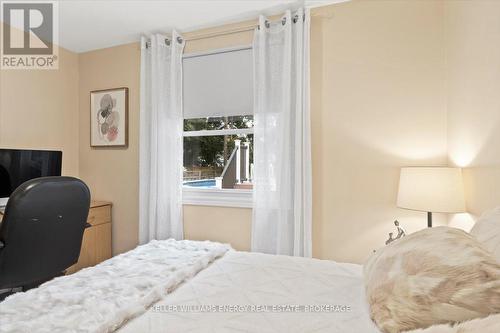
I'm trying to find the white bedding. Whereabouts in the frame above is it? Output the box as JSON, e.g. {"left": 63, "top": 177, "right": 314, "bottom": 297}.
{"left": 118, "top": 250, "right": 381, "bottom": 333}
{"left": 0, "top": 240, "right": 380, "bottom": 333}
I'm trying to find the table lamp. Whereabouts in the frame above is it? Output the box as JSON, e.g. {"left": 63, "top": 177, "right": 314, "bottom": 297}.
{"left": 397, "top": 167, "right": 465, "bottom": 227}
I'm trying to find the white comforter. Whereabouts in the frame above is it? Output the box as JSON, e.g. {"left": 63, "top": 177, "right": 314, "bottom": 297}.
{"left": 119, "top": 251, "right": 381, "bottom": 333}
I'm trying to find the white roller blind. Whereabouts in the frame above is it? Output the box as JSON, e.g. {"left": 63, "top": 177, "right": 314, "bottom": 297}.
{"left": 183, "top": 47, "right": 253, "bottom": 119}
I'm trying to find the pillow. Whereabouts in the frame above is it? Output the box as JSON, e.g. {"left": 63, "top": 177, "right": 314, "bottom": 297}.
{"left": 470, "top": 207, "right": 500, "bottom": 261}
{"left": 364, "top": 226, "right": 500, "bottom": 333}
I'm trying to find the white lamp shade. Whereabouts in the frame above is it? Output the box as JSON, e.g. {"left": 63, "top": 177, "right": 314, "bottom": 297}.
{"left": 397, "top": 167, "right": 465, "bottom": 213}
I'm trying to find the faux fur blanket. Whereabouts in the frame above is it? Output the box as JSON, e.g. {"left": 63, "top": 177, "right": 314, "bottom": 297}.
{"left": 0, "top": 239, "right": 231, "bottom": 333}
{"left": 407, "top": 313, "right": 500, "bottom": 333}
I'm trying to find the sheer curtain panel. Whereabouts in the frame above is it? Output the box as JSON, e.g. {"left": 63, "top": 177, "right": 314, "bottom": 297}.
{"left": 251, "top": 9, "right": 312, "bottom": 257}
{"left": 139, "top": 33, "right": 185, "bottom": 243}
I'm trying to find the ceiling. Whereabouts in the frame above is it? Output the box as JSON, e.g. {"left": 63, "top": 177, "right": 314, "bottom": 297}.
{"left": 2, "top": 0, "right": 345, "bottom": 53}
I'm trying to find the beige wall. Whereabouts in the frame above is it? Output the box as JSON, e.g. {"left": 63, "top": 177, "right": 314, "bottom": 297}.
{"left": 311, "top": 1, "right": 448, "bottom": 263}
{"left": 184, "top": 205, "right": 252, "bottom": 251}
{"left": 445, "top": 1, "right": 500, "bottom": 221}
{"left": 0, "top": 24, "right": 79, "bottom": 176}
{"left": 78, "top": 43, "right": 141, "bottom": 255}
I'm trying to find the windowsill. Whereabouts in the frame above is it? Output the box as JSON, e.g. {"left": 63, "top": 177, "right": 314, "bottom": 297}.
{"left": 182, "top": 187, "right": 253, "bottom": 208}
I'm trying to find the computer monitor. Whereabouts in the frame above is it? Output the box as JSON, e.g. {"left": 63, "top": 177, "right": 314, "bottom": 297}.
{"left": 0, "top": 149, "right": 62, "bottom": 206}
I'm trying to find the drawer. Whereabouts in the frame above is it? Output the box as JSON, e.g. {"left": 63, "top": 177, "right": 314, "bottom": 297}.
{"left": 87, "top": 205, "right": 111, "bottom": 226}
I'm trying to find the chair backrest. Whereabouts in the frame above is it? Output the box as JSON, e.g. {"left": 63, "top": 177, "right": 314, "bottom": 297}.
{"left": 0, "top": 177, "right": 90, "bottom": 289}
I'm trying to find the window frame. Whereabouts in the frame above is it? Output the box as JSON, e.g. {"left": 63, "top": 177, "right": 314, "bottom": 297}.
{"left": 181, "top": 44, "right": 254, "bottom": 208}
{"left": 183, "top": 128, "right": 253, "bottom": 137}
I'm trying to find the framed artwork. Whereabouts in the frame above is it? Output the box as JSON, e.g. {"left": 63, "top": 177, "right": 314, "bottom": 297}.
{"left": 90, "top": 87, "right": 128, "bottom": 147}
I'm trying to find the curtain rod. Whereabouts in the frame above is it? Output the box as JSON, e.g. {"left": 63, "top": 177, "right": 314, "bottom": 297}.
{"left": 146, "top": 11, "right": 329, "bottom": 47}
{"left": 185, "top": 13, "right": 309, "bottom": 42}
{"left": 184, "top": 11, "right": 335, "bottom": 43}
{"left": 145, "top": 24, "right": 257, "bottom": 48}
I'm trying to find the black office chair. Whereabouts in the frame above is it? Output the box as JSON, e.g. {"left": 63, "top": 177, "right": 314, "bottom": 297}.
{"left": 0, "top": 177, "right": 90, "bottom": 300}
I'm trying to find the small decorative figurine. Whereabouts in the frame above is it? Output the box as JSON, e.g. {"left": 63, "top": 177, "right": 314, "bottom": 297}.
{"left": 385, "top": 220, "right": 406, "bottom": 245}
{"left": 394, "top": 220, "right": 406, "bottom": 239}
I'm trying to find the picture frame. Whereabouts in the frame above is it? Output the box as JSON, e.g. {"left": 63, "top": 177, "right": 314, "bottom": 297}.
{"left": 90, "top": 87, "right": 129, "bottom": 147}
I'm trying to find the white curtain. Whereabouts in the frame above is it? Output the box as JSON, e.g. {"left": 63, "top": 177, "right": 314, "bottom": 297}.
{"left": 139, "top": 33, "right": 185, "bottom": 244}
{"left": 251, "top": 8, "right": 312, "bottom": 257}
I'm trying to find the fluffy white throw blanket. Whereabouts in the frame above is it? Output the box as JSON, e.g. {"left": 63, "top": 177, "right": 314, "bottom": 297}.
{"left": 0, "top": 239, "right": 230, "bottom": 333}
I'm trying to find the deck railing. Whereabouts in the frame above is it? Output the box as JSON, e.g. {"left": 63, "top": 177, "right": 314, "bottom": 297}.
{"left": 216, "top": 140, "right": 252, "bottom": 189}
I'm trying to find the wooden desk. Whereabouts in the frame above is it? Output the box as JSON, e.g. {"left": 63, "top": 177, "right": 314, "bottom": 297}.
{"left": 68, "top": 201, "right": 112, "bottom": 273}
{"left": 0, "top": 201, "right": 112, "bottom": 274}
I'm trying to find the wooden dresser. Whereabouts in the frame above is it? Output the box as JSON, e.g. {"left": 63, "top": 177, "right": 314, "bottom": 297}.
{"left": 0, "top": 200, "right": 112, "bottom": 274}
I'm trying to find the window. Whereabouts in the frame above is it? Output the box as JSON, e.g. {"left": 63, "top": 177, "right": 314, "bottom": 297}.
{"left": 182, "top": 46, "right": 253, "bottom": 207}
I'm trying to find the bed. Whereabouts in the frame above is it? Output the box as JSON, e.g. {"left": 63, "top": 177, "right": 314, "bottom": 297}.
{"left": 0, "top": 239, "right": 380, "bottom": 333}
{"left": 1, "top": 234, "right": 498, "bottom": 333}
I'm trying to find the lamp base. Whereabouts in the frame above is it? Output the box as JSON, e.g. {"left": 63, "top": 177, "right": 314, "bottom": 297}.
{"left": 427, "top": 211, "right": 432, "bottom": 228}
